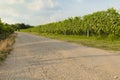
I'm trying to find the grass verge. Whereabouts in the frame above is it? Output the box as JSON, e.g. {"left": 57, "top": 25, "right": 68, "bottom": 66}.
{"left": 21, "top": 31, "right": 120, "bottom": 51}
{"left": 0, "top": 33, "right": 17, "bottom": 63}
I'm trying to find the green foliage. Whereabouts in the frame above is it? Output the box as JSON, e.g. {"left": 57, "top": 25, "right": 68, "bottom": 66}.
{"left": 108, "top": 34, "right": 117, "bottom": 41}
{"left": 10, "top": 23, "right": 33, "bottom": 31}
{"left": 0, "top": 19, "right": 14, "bottom": 40}
{"left": 25, "top": 8, "right": 120, "bottom": 39}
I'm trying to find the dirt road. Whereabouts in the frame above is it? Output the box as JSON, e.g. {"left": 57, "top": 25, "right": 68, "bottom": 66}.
{"left": 0, "top": 32, "right": 120, "bottom": 80}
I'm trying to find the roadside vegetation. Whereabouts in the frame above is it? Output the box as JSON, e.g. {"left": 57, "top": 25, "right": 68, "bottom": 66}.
{"left": 10, "top": 23, "right": 33, "bottom": 31}
{"left": 0, "top": 18, "right": 33, "bottom": 63}
{"left": 21, "top": 8, "right": 120, "bottom": 51}
{"left": 0, "top": 33, "right": 16, "bottom": 62}
{"left": 0, "top": 19, "right": 17, "bottom": 62}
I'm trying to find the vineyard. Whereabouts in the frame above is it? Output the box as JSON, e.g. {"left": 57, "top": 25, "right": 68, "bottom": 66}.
{"left": 26, "top": 8, "right": 120, "bottom": 39}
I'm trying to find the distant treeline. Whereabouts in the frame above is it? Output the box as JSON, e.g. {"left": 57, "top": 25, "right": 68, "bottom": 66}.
{"left": 0, "top": 20, "right": 33, "bottom": 40}
{"left": 10, "top": 23, "right": 33, "bottom": 31}
{"left": 27, "top": 8, "right": 120, "bottom": 39}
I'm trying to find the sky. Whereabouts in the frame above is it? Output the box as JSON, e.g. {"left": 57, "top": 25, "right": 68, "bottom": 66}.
{"left": 0, "top": 0, "right": 120, "bottom": 26}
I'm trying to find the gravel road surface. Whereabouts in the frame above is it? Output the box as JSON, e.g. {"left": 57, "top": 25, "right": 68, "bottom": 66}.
{"left": 0, "top": 32, "right": 120, "bottom": 80}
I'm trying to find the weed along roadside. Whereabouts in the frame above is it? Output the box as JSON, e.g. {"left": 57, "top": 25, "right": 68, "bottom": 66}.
{"left": 0, "top": 19, "right": 16, "bottom": 63}
{"left": 0, "top": 33, "right": 17, "bottom": 63}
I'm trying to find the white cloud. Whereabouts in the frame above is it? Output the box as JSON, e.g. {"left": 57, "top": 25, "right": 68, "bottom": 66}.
{"left": 27, "top": 0, "right": 44, "bottom": 11}
{"left": 27, "top": 0, "right": 59, "bottom": 11}
{"left": 0, "top": 0, "right": 61, "bottom": 25}
{"left": 1, "top": 0, "right": 119, "bottom": 25}
{"left": 2, "top": 18, "right": 18, "bottom": 24}
{"left": 48, "top": 0, "right": 54, "bottom": 8}
{"left": 49, "top": 10, "right": 62, "bottom": 22}
{"left": 77, "top": 0, "right": 83, "bottom": 3}
{"left": 0, "top": 0, "right": 24, "bottom": 4}
{"left": 48, "top": 0, "right": 59, "bottom": 8}
{"left": 8, "top": 0, "right": 24, "bottom": 4}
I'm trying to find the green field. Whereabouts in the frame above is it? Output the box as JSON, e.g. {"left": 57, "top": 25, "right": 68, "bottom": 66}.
{"left": 21, "top": 8, "right": 120, "bottom": 51}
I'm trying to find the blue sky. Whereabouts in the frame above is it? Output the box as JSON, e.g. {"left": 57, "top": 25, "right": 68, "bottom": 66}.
{"left": 0, "top": 0, "right": 120, "bottom": 25}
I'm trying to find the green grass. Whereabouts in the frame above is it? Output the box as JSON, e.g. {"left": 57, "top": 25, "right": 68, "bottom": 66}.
{"left": 20, "top": 30, "right": 120, "bottom": 51}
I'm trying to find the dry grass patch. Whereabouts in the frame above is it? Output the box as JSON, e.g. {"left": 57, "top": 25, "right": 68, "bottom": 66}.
{"left": 0, "top": 33, "right": 17, "bottom": 61}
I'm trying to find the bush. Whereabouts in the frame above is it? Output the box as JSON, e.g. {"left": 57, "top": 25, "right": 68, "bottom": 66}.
{"left": 0, "top": 20, "right": 14, "bottom": 40}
